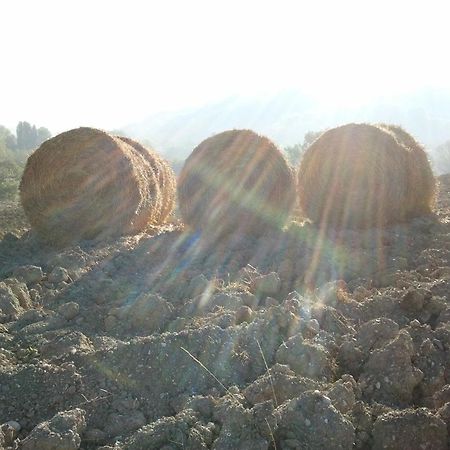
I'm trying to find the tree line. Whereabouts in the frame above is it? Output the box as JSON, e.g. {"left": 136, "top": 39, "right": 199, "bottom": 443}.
{"left": 0, "top": 121, "right": 51, "bottom": 160}
{"left": 0, "top": 121, "right": 51, "bottom": 201}
{"left": 283, "top": 130, "right": 323, "bottom": 166}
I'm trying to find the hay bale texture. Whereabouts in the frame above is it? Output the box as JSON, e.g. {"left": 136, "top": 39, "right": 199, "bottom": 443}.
{"left": 377, "top": 124, "right": 436, "bottom": 216}
{"left": 20, "top": 127, "right": 176, "bottom": 244}
{"left": 178, "top": 129, "right": 296, "bottom": 237}
{"left": 117, "top": 136, "right": 176, "bottom": 224}
{"left": 298, "top": 123, "right": 436, "bottom": 229}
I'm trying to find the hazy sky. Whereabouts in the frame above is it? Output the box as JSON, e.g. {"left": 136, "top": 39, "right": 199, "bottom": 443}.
{"left": 2, "top": 0, "right": 450, "bottom": 134}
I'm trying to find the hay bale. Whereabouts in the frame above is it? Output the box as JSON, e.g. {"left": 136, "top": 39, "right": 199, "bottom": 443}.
{"left": 116, "top": 136, "right": 176, "bottom": 224}
{"left": 178, "top": 129, "right": 296, "bottom": 237}
{"left": 298, "top": 123, "right": 435, "bottom": 229}
{"left": 377, "top": 124, "right": 436, "bottom": 216}
{"left": 20, "top": 127, "right": 176, "bottom": 245}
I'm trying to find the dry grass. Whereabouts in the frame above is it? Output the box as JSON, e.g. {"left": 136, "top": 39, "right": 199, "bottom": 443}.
{"left": 116, "top": 136, "right": 176, "bottom": 224}
{"left": 377, "top": 124, "right": 436, "bottom": 217}
{"left": 20, "top": 127, "right": 176, "bottom": 245}
{"left": 298, "top": 123, "right": 435, "bottom": 229}
{"left": 178, "top": 129, "right": 296, "bottom": 238}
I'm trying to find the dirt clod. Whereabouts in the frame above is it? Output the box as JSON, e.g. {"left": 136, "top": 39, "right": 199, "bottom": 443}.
{"left": 372, "top": 408, "right": 447, "bottom": 450}
{"left": 1, "top": 168, "right": 450, "bottom": 449}
{"left": 20, "top": 408, "right": 86, "bottom": 450}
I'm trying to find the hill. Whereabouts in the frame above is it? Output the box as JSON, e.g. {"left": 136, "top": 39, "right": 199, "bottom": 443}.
{"left": 123, "top": 88, "right": 450, "bottom": 162}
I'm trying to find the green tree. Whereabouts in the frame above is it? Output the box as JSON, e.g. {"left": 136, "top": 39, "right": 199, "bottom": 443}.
{"left": 16, "top": 121, "right": 35, "bottom": 150}
{"left": 431, "top": 140, "right": 450, "bottom": 175}
{"left": 0, "top": 142, "right": 8, "bottom": 160}
{"left": 16, "top": 121, "right": 51, "bottom": 150}
{"left": 303, "top": 130, "right": 323, "bottom": 149}
{"left": 284, "top": 143, "right": 303, "bottom": 166}
{"left": 37, "top": 126, "right": 51, "bottom": 145}
{"left": 5, "top": 133, "right": 17, "bottom": 150}
{"left": 0, "top": 125, "right": 16, "bottom": 159}
{"left": 0, "top": 159, "right": 22, "bottom": 201}
{"left": 284, "top": 130, "right": 324, "bottom": 166}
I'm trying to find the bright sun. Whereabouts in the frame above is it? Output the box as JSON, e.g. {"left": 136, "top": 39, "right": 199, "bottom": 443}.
{"left": 1, "top": 0, "right": 450, "bottom": 131}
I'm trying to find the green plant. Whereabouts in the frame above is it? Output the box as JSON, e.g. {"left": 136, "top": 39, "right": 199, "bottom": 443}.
{"left": 0, "top": 159, "right": 22, "bottom": 201}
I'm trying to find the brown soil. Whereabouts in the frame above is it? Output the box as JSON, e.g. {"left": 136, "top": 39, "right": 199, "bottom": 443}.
{"left": 2, "top": 176, "right": 450, "bottom": 449}
{"left": 0, "top": 201, "right": 29, "bottom": 239}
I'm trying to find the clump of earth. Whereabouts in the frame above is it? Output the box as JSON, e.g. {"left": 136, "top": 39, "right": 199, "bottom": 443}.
{"left": 1, "top": 175, "right": 450, "bottom": 449}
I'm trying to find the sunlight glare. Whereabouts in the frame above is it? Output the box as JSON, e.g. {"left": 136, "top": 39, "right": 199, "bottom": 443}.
{"left": 1, "top": 0, "right": 450, "bottom": 131}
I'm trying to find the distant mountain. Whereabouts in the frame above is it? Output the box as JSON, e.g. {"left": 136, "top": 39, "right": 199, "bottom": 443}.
{"left": 122, "top": 88, "right": 450, "bottom": 163}
{"left": 123, "top": 90, "right": 316, "bottom": 159}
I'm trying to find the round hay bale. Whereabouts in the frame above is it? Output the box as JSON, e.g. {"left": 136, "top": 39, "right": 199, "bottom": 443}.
{"left": 20, "top": 127, "right": 176, "bottom": 245}
{"left": 178, "top": 129, "right": 296, "bottom": 237}
{"left": 116, "top": 136, "right": 176, "bottom": 224}
{"left": 298, "top": 123, "right": 418, "bottom": 229}
{"left": 377, "top": 123, "right": 436, "bottom": 217}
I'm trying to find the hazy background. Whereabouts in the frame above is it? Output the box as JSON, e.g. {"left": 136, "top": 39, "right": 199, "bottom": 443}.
{"left": 2, "top": 0, "right": 450, "bottom": 171}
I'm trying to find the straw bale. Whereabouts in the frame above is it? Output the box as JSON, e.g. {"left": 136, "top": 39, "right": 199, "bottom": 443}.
{"left": 20, "top": 127, "right": 175, "bottom": 245}
{"left": 178, "top": 129, "right": 296, "bottom": 237}
{"left": 116, "top": 136, "right": 176, "bottom": 223}
{"left": 377, "top": 123, "right": 436, "bottom": 217}
{"left": 298, "top": 123, "right": 417, "bottom": 229}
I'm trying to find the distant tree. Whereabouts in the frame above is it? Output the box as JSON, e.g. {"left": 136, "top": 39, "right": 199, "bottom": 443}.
{"left": 0, "top": 125, "right": 16, "bottom": 159}
{"left": 303, "top": 130, "right": 323, "bottom": 149}
{"left": 16, "top": 121, "right": 51, "bottom": 150}
{"left": 0, "top": 159, "right": 22, "bottom": 200}
{"left": 431, "top": 140, "right": 450, "bottom": 175}
{"left": 16, "top": 121, "right": 35, "bottom": 150}
{"left": 0, "top": 125, "right": 15, "bottom": 147}
{"left": 5, "top": 133, "right": 17, "bottom": 150}
{"left": 284, "top": 130, "right": 324, "bottom": 166}
{"left": 284, "top": 143, "right": 303, "bottom": 166}
{"left": 0, "top": 126, "right": 16, "bottom": 151}
{"left": 37, "top": 127, "right": 51, "bottom": 145}
{"left": 0, "top": 142, "right": 7, "bottom": 160}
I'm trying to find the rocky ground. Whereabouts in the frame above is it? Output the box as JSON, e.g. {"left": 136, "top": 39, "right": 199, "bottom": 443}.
{"left": 2, "top": 176, "right": 450, "bottom": 449}
{"left": 0, "top": 202, "right": 28, "bottom": 240}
